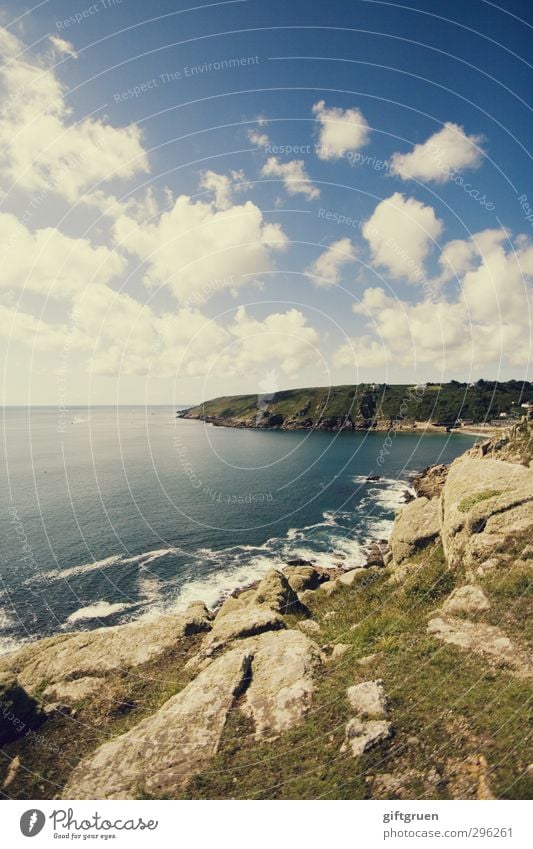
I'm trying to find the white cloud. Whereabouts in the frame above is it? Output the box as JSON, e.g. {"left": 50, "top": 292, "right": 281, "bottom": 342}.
{"left": 333, "top": 336, "right": 388, "bottom": 369}
{"left": 0, "top": 212, "right": 125, "bottom": 297}
{"left": 363, "top": 192, "right": 443, "bottom": 283}
{"left": 49, "top": 36, "right": 78, "bottom": 60}
{"left": 248, "top": 129, "right": 269, "bottom": 146}
{"left": 113, "top": 195, "right": 288, "bottom": 302}
{"left": 344, "top": 231, "right": 533, "bottom": 371}
{"left": 199, "top": 169, "right": 250, "bottom": 209}
{"left": 305, "top": 238, "right": 356, "bottom": 286}
{"left": 313, "top": 100, "right": 370, "bottom": 160}
{"left": 389, "top": 122, "right": 484, "bottom": 183}
{"left": 0, "top": 29, "right": 148, "bottom": 201}
{"left": 261, "top": 157, "right": 320, "bottom": 200}
{"left": 228, "top": 306, "right": 320, "bottom": 377}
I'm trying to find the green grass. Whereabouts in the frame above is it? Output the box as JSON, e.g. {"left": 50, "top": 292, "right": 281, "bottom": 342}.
{"left": 458, "top": 490, "right": 504, "bottom": 513}
{"left": 183, "top": 381, "right": 533, "bottom": 429}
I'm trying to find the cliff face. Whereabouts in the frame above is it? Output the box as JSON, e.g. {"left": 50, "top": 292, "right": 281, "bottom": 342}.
{"left": 1, "top": 426, "right": 531, "bottom": 800}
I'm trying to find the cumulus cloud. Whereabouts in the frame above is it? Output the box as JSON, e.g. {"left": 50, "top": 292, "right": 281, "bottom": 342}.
{"left": 313, "top": 100, "right": 370, "bottom": 160}
{"left": 342, "top": 230, "right": 533, "bottom": 371}
{"left": 305, "top": 238, "right": 356, "bottom": 286}
{"left": 113, "top": 195, "right": 288, "bottom": 302}
{"left": 363, "top": 192, "right": 443, "bottom": 283}
{"left": 261, "top": 157, "right": 320, "bottom": 200}
{"left": 199, "top": 169, "right": 251, "bottom": 209}
{"left": 228, "top": 306, "right": 320, "bottom": 377}
{"left": 0, "top": 212, "right": 125, "bottom": 297}
{"left": 0, "top": 29, "right": 148, "bottom": 201}
{"left": 389, "top": 122, "right": 484, "bottom": 183}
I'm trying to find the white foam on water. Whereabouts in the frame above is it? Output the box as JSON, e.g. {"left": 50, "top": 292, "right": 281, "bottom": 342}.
{"left": 0, "top": 634, "right": 26, "bottom": 657}
{"left": 167, "top": 553, "right": 280, "bottom": 612}
{"left": 66, "top": 601, "right": 130, "bottom": 623}
{"left": 33, "top": 548, "right": 177, "bottom": 583}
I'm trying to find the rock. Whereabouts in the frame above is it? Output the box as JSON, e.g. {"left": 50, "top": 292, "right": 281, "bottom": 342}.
{"left": 346, "top": 680, "right": 387, "bottom": 717}
{"left": 330, "top": 643, "right": 350, "bottom": 661}
{"left": 284, "top": 565, "right": 328, "bottom": 593}
{"left": 365, "top": 543, "right": 385, "bottom": 568}
{"left": 319, "top": 579, "right": 339, "bottom": 596}
{"left": 357, "top": 653, "right": 381, "bottom": 667}
{"left": 0, "top": 673, "right": 44, "bottom": 744}
{"left": 441, "top": 585, "right": 490, "bottom": 615}
{"left": 242, "top": 630, "right": 323, "bottom": 739}
{"left": 341, "top": 718, "right": 392, "bottom": 757}
{"left": 0, "top": 611, "right": 207, "bottom": 695}
{"left": 43, "top": 676, "right": 103, "bottom": 704}
{"left": 203, "top": 606, "right": 285, "bottom": 653}
{"left": 411, "top": 464, "right": 448, "bottom": 499}
{"left": 182, "top": 601, "right": 212, "bottom": 635}
{"left": 338, "top": 568, "right": 362, "bottom": 586}
{"left": 64, "top": 645, "right": 254, "bottom": 799}
{"left": 298, "top": 619, "right": 321, "bottom": 636}
{"left": 389, "top": 497, "right": 441, "bottom": 564}
{"left": 440, "top": 457, "right": 533, "bottom": 569}
{"left": 251, "top": 569, "right": 306, "bottom": 614}
{"left": 427, "top": 616, "right": 532, "bottom": 677}
{"left": 367, "top": 475, "right": 381, "bottom": 482}
{"left": 1, "top": 754, "right": 21, "bottom": 789}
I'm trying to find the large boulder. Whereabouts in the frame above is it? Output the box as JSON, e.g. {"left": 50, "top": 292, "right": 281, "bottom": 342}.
{"left": 250, "top": 569, "right": 306, "bottom": 614}
{"left": 441, "top": 585, "right": 490, "bottom": 615}
{"left": 241, "top": 630, "right": 323, "bottom": 739}
{"left": 389, "top": 497, "right": 441, "bottom": 564}
{"left": 64, "top": 645, "right": 254, "bottom": 799}
{"left": 440, "top": 457, "right": 533, "bottom": 569}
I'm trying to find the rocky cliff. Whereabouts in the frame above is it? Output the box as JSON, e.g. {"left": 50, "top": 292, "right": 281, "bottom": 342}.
{"left": 1, "top": 426, "right": 531, "bottom": 800}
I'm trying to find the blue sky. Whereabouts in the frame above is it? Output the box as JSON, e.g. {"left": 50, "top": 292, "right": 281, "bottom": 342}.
{"left": 0, "top": 0, "right": 531, "bottom": 404}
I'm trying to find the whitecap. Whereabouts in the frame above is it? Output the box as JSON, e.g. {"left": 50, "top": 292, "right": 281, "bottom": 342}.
{"left": 66, "top": 601, "right": 130, "bottom": 623}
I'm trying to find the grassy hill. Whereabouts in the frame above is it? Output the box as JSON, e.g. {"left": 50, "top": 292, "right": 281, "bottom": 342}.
{"left": 180, "top": 380, "right": 533, "bottom": 431}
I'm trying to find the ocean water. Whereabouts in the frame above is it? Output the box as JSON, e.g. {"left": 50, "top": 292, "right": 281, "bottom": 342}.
{"left": 0, "top": 406, "right": 476, "bottom": 653}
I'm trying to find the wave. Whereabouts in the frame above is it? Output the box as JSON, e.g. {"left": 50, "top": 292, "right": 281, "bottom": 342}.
{"left": 30, "top": 547, "right": 177, "bottom": 584}
{"left": 66, "top": 601, "right": 131, "bottom": 624}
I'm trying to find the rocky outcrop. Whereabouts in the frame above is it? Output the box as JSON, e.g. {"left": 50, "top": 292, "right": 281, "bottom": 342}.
{"left": 251, "top": 569, "right": 307, "bottom": 614}
{"left": 64, "top": 628, "right": 324, "bottom": 797}
{"left": 441, "top": 585, "right": 490, "bottom": 615}
{"left": 200, "top": 606, "right": 285, "bottom": 655}
{"left": 242, "top": 630, "right": 324, "bottom": 739}
{"left": 411, "top": 464, "right": 448, "bottom": 499}
{"left": 427, "top": 617, "right": 532, "bottom": 678}
{"left": 389, "top": 497, "right": 440, "bottom": 564}
{"left": 0, "top": 609, "right": 211, "bottom": 698}
{"left": 440, "top": 457, "right": 533, "bottom": 569}
{"left": 64, "top": 645, "right": 253, "bottom": 799}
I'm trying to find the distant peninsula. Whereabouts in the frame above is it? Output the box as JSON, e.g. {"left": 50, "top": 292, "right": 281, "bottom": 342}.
{"left": 178, "top": 380, "right": 533, "bottom": 434}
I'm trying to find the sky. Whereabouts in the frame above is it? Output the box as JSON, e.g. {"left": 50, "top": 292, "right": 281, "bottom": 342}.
{"left": 0, "top": 0, "right": 531, "bottom": 405}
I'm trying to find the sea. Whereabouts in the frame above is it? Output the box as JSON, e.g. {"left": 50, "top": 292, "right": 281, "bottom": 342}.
{"left": 0, "top": 406, "right": 477, "bottom": 654}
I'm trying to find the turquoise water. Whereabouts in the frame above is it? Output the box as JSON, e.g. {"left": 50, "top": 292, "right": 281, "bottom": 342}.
{"left": 0, "top": 407, "right": 476, "bottom": 651}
